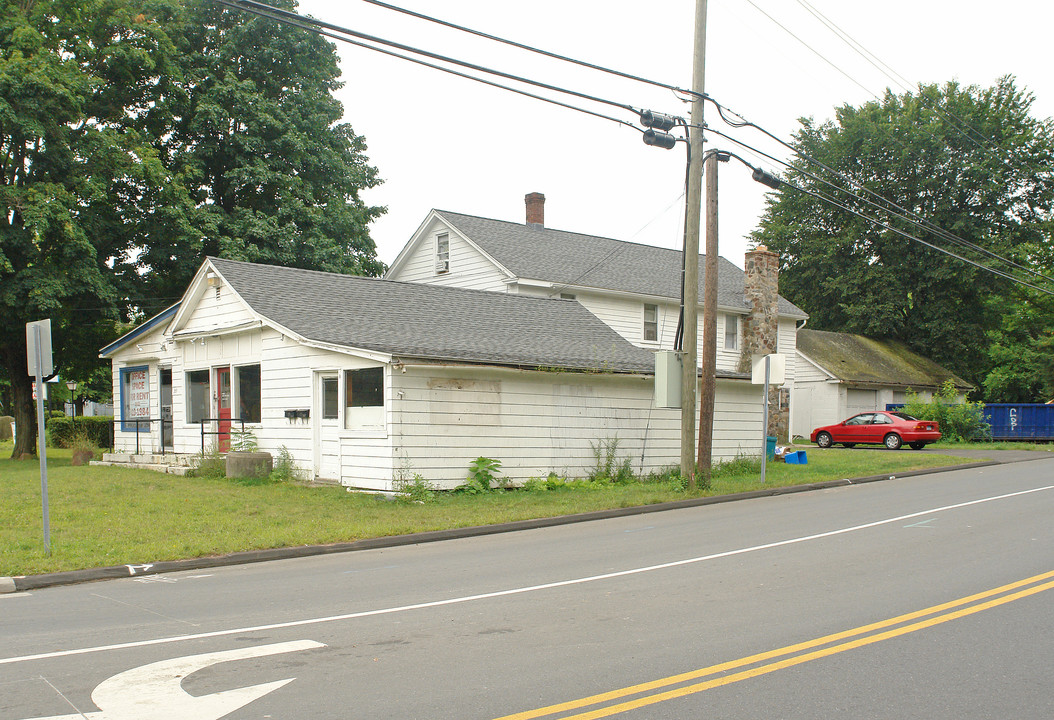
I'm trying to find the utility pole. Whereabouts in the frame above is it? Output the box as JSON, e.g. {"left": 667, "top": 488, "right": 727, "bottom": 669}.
{"left": 698, "top": 151, "right": 722, "bottom": 484}
{"left": 680, "top": 0, "right": 707, "bottom": 490}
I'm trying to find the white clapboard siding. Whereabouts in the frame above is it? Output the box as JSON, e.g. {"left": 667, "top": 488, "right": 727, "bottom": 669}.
{"left": 180, "top": 282, "right": 257, "bottom": 332}
{"left": 545, "top": 292, "right": 748, "bottom": 375}
{"left": 389, "top": 365, "right": 762, "bottom": 489}
{"left": 389, "top": 221, "right": 509, "bottom": 291}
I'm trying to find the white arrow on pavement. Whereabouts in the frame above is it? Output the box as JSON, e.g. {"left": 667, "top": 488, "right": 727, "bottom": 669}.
{"left": 26, "top": 639, "right": 324, "bottom": 720}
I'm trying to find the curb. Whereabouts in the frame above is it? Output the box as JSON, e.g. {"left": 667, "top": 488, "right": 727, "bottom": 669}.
{"left": 0, "top": 459, "right": 1006, "bottom": 594}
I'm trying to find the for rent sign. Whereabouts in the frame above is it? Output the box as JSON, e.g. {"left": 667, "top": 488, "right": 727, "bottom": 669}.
{"left": 120, "top": 366, "right": 151, "bottom": 431}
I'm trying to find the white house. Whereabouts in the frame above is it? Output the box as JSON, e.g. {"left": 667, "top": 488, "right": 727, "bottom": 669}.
{"left": 101, "top": 257, "right": 771, "bottom": 489}
{"left": 385, "top": 192, "right": 810, "bottom": 437}
{"left": 793, "top": 328, "right": 973, "bottom": 436}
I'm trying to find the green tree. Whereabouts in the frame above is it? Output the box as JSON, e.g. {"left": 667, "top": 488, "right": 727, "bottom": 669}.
{"left": 754, "top": 78, "right": 1054, "bottom": 391}
{"left": 137, "top": 0, "right": 385, "bottom": 301}
{"left": 1, "top": 0, "right": 387, "bottom": 457}
{"left": 0, "top": 0, "right": 180, "bottom": 458}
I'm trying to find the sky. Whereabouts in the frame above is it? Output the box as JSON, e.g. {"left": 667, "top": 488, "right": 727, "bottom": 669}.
{"left": 293, "top": 0, "right": 1054, "bottom": 270}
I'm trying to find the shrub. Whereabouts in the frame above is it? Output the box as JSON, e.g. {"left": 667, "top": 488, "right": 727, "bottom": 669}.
{"left": 393, "top": 473, "right": 437, "bottom": 503}
{"left": 589, "top": 437, "right": 636, "bottom": 484}
{"left": 456, "top": 456, "right": 503, "bottom": 494}
{"left": 190, "top": 446, "right": 226, "bottom": 479}
{"left": 48, "top": 416, "right": 114, "bottom": 450}
{"left": 903, "top": 381, "right": 991, "bottom": 442}
{"left": 229, "top": 428, "right": 258, "bottom": 452}
{"left": 270, "top": 446, "right": 304, "bottom": 482}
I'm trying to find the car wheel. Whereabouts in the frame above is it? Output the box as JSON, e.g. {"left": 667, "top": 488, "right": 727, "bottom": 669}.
{"left": 884, "top": 433, "right": 903, "bottom": 450}
{"left": 841, "top": 443, "right": 856, "bottom": 448}
{"left": 816, "top": 432, "right": 833, "bottom": 449}
{"left": 909, "top": 442, "right": 926, "bottom": 450}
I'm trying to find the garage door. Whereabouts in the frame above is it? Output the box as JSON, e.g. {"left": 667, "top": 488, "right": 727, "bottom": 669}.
{"left": 847, "top": 388, "right": 878, "bottom": 415}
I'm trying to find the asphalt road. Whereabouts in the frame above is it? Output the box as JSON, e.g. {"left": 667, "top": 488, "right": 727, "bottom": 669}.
{"left": 2, "top": 454, "right": 1052, "bottom": 719}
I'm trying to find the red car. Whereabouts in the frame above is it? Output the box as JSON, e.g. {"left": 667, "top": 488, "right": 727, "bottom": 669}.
{"left": 810, "top": 411, "right": 941, "bottom": 450}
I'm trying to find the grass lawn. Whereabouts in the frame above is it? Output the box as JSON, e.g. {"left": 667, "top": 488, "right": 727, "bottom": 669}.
{"left": 0, "top": 441, "right": 999, "bottom": 576}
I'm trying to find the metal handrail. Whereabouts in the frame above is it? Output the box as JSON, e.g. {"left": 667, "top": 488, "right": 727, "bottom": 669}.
{"left": 113, "top": 417, "right": 165, "bottom": 456}
{"left": 196, "top": 416, "right": 248, "bottom": 453}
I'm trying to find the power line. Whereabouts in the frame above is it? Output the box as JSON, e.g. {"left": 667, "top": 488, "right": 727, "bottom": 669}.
{"left": 222, "top": 0, "right": 644, "bottom": 118}
{"left": 700, "top": 125, "right": 1054, "bottom": 296}
{"left": 794, "top": 0, "right": 998, "bottom": 153}
{"left": 357, "top": 0, "right": 700, "bottom": 101}
{"left": 745, "top": 0, "right": 1022, "bottom": 174}
{"left": 782, "top": 177, "right": 1054, "bottom": 296}
{"left": 703, "top": 98, "right": 1054, "bottom": 287}
{"left": 706, "top": 122, "right": 1054, "bottom": 288}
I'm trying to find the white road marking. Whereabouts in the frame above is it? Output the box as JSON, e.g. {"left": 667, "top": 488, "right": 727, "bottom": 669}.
{"left": 22, "top": 640, "right": 324, "bottom": 720}
{"left": 3, "top": 484, "right": 1052, "bottom": 668}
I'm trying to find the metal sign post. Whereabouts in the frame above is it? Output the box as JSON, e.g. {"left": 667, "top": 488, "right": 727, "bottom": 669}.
{"left": 752, "top": 354, "right": 786, "bottom": 484}
{"left": 760, "top": 355, "right": 770, "bottom": 484}
{"left": 26, "top": 319, "right": 53, "bottom": 555}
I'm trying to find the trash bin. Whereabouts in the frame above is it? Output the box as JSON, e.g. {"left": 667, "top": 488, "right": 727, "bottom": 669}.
{"left": 766, "top": 436, "right": 777, "bottom": 460}
{"left": 785, "top": 450, "right": 808, "bottom": 465}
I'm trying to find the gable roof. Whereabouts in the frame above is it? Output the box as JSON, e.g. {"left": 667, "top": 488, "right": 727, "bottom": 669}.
{"left": 796, "top": 329, "right": 972, "bottom": 391}
{"left": 430, "top": 210, "right": 808, "bottom": 318}
{"left": 208, "top": 257, "right": 658, "bottom": 374}
{"left": 99, "top": 303, "right": 180, "bottom": 358}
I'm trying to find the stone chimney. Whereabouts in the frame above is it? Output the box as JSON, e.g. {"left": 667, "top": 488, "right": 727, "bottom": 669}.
{"left": 740, "top": 244, "right": 786, "bottom": 441}
{"left": 525, "top": 192, "right": 545, "bottom": 227}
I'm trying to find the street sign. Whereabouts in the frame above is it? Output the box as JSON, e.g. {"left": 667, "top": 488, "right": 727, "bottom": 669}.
{"left": 751, "top": 353, "right": 786, "bottom": 385}
{"left": 26, "top": 319, "right": 54, "bottom": 377}
{"left": 26, "top": 319, "right": 53, "bottom": 555}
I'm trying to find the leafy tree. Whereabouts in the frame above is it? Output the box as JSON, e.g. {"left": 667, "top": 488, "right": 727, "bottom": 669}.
{"left": 754, "top": 78, "right": 1054, "bottom": 392}
{"left": 137, "top": 0, "right": 385, "bottom": 301}
{"left": 0, "top": 0, "right": 180, "bottom": 458}
{"left": 1, "top": 0, "right": 386, "bottom": 458}
{"left": 983, "top": 292, "right": 1054, "bottom": 402}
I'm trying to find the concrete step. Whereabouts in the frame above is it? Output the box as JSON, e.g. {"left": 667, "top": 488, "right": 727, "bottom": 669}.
{"left": 91, "top": 459, "right": 195, "bottom": 476}
{"left": 100, "top": 453, "right": 198, "bottom": 466}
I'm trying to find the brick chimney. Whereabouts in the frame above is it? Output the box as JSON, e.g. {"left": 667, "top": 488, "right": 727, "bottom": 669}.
{"left": 525, "top": 192, "right": 545, "bottom": 227}
{"left": 740, "top": 244, "right": 786, "bottom": 440}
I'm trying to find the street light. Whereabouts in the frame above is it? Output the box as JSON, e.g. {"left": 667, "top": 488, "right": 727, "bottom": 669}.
{"left": 66, "top": 380, "right": 77, "bottom": 423}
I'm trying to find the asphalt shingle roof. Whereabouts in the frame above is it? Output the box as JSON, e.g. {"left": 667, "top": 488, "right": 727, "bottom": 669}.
{"left": 435, "top": 210, "right": 808, "bottom": 317}
{"left": 209, "top": 257, "right": 657, "bottom": 374}
{"left": 797, "top": 329, "right": 972, "bottom": 390}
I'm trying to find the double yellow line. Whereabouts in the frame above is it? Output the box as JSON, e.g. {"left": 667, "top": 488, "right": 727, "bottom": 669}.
{"left": 496, "top": 570, "right": 1054, "bottom": 720}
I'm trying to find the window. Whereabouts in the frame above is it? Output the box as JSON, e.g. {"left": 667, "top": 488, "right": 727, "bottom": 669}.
{"left": 236, "top": 365, "right": 261, "bottom": 423}
{"left": 435, "top": 233, "right": 449, "bottom": 274}
{"left": 845, "top": 414, "right": 873, "bottom": 426}
{"left": 120, "top": 366, "right": 151, "bottom": 432}
{"left": 643, "top": 304, "right": 658, "bottom": 342}
{"left": 186, "top": 370, "right": 210, "bottom": 424}
{"left": 322, "top": 377, "right": 339, "bottom": 419}
{"left": 345, "top": 367, "right": 384, "bottom": 430}
{"left": 724, "top": 314, "right": 738, "bottom": 350}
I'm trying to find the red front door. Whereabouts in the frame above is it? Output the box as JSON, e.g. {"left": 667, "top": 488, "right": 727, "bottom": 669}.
{"left": 216, "top": 366, "right": 232, "bottom": 452}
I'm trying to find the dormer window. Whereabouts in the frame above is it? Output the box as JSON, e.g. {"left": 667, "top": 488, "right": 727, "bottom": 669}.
{"left": 435, "top": 233, "right": 449, "bottom": 274}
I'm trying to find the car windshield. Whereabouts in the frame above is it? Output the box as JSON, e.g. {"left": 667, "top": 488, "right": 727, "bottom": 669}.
{"left": 889, "top": 412, "right": 918, "bottom": 421}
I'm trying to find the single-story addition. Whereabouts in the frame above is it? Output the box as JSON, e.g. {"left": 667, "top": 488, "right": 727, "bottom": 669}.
{"left": 792, "top": 328, "right": 973, "bottom": 436}
{"left": 101, "top": 257, "right": 770, "bottom": 490}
